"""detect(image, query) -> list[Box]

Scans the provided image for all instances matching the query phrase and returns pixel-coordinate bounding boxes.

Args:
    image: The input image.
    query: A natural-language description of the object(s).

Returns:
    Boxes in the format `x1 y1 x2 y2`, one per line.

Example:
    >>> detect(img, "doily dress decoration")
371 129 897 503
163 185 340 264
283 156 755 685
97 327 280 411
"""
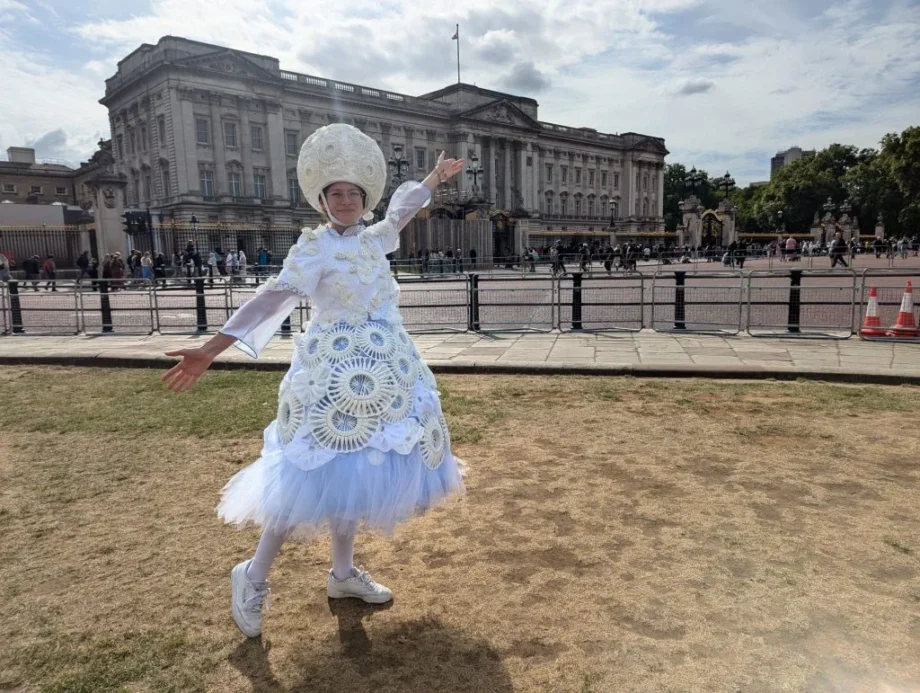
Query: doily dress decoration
277 320 448 469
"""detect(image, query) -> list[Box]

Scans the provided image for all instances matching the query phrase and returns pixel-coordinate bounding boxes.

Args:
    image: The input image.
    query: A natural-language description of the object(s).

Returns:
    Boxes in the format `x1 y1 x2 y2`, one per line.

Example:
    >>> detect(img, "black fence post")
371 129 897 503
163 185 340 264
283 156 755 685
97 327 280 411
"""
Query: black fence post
787 270 802 334
194 277 208 331
281 316 291 334
571 272 583 330
468 273 480 332
674 271 687 330
99 280 114 333
8 280 24 334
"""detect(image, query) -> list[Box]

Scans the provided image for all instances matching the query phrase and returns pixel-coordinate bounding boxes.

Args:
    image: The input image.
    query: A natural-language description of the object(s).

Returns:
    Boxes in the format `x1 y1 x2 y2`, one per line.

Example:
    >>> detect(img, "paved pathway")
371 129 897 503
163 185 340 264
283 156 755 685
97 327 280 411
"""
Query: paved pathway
1 330 918 383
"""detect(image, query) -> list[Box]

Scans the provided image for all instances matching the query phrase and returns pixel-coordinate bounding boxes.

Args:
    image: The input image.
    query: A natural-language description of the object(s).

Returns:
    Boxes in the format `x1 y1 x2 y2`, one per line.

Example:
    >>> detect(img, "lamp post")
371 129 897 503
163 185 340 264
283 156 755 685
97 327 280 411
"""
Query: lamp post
388 144 409 187
685 166 703 196
466 153 483 198
823 197 836 217
717 171 735 198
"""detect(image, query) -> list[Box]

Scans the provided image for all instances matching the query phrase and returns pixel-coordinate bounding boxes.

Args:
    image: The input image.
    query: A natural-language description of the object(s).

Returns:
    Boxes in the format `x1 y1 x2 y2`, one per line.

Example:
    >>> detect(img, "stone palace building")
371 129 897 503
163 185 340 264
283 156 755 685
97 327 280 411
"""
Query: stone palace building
101 36 668 251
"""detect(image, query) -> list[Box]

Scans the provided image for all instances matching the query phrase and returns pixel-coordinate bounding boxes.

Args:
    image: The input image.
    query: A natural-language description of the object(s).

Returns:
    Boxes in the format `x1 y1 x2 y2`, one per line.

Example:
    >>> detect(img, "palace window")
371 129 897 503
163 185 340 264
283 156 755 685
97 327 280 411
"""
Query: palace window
196 118 210 145
561 166 568 184
253 172 267 199
546 164 553 183
224 122 238 148
285 132 298 156
228 171 242 197
416 148 426 170
199 169 214 197
250 125 263 151
575 168 582 185
601 171 607 188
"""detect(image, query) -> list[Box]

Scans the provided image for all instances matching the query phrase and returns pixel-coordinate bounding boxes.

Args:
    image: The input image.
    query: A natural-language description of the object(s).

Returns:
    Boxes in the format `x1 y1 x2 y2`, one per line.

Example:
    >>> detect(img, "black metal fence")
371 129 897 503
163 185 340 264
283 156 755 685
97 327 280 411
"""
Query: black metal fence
1 269 918 340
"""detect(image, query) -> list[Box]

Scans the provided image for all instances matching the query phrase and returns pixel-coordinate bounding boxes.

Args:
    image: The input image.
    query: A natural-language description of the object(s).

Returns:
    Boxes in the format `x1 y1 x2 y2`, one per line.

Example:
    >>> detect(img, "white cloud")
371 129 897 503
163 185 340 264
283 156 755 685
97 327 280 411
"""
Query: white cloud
0 0 917 185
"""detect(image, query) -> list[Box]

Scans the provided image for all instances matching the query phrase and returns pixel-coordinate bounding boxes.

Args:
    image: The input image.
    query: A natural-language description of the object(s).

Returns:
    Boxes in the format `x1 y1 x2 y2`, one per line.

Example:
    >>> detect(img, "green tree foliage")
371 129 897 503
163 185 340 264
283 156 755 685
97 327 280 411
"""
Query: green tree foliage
663 163 721 230
667 126 919 238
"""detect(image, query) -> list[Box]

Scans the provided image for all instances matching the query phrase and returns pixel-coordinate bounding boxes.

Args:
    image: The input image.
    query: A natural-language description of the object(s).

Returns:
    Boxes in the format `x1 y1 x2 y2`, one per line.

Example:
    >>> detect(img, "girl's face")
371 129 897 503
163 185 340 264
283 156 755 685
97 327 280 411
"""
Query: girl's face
322 182 365 226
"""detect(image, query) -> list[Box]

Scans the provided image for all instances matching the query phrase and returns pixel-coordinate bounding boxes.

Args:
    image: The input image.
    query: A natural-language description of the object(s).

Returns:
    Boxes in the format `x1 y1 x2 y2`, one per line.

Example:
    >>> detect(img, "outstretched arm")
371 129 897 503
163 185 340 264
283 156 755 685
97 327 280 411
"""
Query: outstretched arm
422 151 465 193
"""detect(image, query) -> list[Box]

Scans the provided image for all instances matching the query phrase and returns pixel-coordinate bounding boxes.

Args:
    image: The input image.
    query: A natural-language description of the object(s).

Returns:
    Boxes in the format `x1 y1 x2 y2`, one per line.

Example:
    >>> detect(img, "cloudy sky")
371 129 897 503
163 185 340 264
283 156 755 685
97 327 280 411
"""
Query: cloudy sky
2 0 919 185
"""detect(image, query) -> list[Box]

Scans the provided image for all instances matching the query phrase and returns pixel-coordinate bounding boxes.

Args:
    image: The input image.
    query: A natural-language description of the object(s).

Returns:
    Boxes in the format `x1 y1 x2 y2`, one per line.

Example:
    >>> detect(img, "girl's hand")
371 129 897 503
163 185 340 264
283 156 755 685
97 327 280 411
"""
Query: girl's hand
434 151 465 182
162 347 215 392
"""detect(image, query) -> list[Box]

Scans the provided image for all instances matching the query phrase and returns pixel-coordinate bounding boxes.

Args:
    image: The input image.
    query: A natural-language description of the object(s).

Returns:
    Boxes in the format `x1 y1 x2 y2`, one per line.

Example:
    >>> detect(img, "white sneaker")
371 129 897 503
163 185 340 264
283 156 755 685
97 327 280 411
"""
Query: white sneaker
231 559 270 637
327 566 393 604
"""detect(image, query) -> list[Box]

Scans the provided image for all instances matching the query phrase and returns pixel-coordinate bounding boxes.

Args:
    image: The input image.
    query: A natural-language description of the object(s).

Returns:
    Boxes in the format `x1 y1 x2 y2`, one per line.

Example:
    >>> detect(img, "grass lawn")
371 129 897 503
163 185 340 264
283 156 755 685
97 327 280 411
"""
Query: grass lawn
0 366 918 693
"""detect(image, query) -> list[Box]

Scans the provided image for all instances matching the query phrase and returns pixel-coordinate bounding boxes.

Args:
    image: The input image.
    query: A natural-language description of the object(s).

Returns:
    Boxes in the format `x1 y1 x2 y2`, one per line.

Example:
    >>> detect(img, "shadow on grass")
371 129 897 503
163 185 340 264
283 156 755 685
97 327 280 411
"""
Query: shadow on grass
229 602 512 693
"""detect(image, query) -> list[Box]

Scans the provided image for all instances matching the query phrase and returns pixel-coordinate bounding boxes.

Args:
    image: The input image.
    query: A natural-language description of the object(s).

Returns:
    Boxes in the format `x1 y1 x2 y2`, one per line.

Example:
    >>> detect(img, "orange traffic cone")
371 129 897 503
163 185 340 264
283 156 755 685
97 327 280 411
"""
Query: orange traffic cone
885 281 919 338
860 287 886 337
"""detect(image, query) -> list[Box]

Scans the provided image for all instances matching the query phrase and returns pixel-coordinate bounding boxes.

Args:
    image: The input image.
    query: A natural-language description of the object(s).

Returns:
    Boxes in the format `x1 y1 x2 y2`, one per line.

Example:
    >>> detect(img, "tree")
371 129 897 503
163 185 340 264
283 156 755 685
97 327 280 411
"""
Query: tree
663 163 720 230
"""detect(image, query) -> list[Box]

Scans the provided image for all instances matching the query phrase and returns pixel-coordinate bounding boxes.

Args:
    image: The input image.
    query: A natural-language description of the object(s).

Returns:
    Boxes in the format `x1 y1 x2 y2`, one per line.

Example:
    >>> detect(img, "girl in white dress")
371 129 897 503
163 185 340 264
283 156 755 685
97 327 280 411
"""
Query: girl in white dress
162 124 466 637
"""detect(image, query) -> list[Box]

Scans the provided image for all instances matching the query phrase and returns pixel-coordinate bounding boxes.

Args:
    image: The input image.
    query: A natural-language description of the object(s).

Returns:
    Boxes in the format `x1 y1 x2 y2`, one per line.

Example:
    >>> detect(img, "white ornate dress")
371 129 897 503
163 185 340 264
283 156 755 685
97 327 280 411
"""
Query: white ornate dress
217 181 464 539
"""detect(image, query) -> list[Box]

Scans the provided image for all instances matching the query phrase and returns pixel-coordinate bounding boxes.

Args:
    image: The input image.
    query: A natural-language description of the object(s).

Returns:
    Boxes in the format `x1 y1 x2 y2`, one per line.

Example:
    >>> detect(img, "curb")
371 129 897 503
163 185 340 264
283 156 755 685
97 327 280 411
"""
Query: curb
1 354 919 386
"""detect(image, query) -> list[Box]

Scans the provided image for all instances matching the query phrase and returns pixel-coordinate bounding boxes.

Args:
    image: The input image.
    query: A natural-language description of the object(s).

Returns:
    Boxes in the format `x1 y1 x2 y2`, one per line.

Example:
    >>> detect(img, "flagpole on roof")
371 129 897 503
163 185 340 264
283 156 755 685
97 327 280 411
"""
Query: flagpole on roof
453 24 460 84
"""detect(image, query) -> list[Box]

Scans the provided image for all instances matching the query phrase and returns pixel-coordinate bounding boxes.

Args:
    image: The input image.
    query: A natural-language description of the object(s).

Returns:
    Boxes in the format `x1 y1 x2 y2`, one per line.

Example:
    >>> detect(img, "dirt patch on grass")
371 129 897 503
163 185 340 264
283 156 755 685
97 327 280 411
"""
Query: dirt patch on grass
0 367 918 692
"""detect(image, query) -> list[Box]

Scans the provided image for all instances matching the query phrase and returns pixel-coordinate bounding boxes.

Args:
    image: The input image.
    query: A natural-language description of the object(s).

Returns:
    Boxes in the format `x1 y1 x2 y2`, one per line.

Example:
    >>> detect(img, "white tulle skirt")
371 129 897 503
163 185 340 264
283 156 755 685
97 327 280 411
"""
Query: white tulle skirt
217 319 465 541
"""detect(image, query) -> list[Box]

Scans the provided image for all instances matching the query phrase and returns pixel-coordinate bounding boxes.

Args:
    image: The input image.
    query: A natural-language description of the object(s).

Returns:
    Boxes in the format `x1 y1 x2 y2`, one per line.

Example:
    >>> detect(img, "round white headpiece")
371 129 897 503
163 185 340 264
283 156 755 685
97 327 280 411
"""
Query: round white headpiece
296 124 387 219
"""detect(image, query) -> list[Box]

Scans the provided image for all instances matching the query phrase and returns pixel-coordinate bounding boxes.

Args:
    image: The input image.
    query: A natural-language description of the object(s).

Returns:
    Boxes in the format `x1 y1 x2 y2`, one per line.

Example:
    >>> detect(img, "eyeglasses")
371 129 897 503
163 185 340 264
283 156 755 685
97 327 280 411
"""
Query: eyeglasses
326 190 364 202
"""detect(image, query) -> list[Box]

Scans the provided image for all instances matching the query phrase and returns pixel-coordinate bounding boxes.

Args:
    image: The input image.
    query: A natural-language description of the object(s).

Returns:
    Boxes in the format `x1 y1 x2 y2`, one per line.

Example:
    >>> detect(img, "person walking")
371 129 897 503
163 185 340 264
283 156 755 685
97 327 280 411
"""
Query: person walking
42 254 58 291
829 232 849 268
0 252 11 282
141 251 154 280
162 124 467 639
76 251 90 281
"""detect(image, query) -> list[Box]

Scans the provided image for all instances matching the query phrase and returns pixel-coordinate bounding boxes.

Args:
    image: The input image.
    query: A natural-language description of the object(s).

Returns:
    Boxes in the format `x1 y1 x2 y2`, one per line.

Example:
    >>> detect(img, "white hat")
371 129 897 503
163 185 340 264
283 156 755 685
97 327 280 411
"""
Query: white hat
297 124 387 222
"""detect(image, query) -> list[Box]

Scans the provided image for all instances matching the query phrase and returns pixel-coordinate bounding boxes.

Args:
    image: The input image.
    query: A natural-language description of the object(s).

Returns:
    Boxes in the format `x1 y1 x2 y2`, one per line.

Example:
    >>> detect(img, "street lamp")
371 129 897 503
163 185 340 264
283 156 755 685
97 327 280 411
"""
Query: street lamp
717 171 735 197
823 197 836 216
466 153 483 196
685 166 703 195
388 144 409 186
838 199 852 216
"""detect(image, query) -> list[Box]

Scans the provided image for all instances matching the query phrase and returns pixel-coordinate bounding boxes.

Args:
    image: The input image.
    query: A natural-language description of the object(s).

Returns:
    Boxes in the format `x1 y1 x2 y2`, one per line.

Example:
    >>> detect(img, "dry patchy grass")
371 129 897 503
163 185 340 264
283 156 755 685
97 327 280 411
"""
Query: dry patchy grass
0 366 919 693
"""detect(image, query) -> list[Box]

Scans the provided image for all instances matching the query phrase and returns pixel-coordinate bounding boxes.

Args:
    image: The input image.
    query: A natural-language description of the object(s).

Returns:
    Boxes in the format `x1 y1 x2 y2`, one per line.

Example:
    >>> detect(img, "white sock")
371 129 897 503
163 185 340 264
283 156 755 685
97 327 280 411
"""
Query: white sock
331 531 356 580
246 528 287 583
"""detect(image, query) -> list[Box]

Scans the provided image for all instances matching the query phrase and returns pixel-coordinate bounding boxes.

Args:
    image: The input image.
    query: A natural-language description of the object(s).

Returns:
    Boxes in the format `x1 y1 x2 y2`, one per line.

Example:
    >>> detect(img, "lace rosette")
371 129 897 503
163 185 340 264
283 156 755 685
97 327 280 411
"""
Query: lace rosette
277 382 306 445
290 362 332 406
389 351 419 389
380 390 412 423
418 411 448 470
356 322 397 360
307 398 380 452
297 333 324 369
326 357 398 417
318 324 360 363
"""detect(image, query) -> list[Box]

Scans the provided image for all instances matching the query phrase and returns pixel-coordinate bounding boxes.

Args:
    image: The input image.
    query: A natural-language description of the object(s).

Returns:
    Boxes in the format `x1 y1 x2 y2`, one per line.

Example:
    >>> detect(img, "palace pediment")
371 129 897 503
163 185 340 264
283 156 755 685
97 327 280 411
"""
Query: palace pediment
174 50 278 82
459 100 540 130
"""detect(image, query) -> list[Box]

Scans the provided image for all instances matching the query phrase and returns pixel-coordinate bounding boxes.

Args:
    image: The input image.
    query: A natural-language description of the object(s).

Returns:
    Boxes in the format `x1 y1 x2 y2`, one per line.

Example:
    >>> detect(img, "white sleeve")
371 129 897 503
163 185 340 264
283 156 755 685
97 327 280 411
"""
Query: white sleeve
219 289 302 359
365 181 432 254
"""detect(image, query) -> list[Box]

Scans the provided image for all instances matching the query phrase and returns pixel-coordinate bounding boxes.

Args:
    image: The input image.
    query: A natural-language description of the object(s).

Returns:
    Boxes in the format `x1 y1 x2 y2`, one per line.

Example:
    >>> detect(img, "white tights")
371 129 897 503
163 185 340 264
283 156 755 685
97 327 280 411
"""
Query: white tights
245 526 356 583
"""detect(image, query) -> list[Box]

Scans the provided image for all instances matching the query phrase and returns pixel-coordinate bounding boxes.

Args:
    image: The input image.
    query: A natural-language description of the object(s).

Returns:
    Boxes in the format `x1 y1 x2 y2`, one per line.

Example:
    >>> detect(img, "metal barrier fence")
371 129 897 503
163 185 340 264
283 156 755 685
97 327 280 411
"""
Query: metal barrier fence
558 273 644 332
473 276 555 332
396 276 470 333
651 271 744 334
2 269 919 340
747 269 857 339
858 269 920 343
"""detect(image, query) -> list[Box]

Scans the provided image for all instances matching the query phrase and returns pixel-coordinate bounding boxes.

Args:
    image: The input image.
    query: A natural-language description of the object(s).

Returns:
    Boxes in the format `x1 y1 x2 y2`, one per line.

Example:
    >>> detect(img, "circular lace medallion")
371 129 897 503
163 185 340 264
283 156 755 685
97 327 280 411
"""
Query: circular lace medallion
277 382 306 445
381 390 412 423
390 352 419 389
395 329 412 349
297 333 323 369
356 322 396 360
318 324 360 363
418 411 447 470
307 397 380 452
327 357 397 417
